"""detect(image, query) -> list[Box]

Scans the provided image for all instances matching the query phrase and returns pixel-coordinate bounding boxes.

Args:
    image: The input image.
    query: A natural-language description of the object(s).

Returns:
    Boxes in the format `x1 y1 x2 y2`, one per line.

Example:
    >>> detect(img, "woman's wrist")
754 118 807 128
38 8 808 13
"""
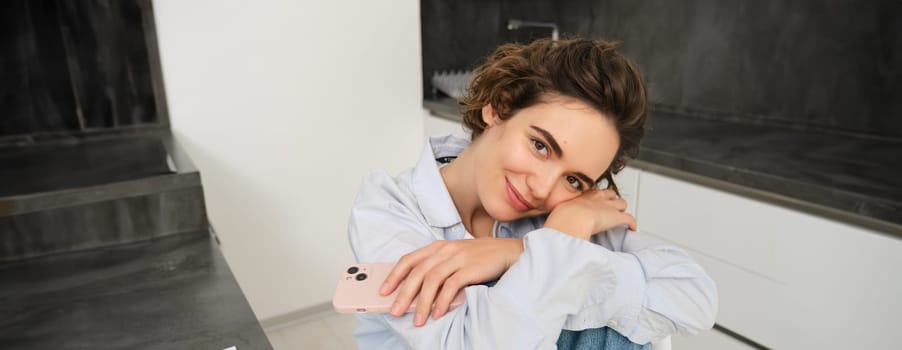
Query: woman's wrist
544 213 593 240
499 238 525 267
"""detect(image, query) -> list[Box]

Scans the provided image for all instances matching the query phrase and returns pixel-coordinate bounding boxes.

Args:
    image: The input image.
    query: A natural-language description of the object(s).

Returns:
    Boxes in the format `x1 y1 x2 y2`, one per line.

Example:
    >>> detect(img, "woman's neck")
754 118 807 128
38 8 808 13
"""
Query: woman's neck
439 147 494 237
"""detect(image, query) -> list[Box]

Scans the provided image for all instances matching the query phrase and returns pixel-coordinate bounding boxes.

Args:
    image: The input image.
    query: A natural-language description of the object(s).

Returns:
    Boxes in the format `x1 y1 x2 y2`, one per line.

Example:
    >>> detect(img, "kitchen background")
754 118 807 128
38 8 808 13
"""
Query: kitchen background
1 0 900 349
423 0 902 137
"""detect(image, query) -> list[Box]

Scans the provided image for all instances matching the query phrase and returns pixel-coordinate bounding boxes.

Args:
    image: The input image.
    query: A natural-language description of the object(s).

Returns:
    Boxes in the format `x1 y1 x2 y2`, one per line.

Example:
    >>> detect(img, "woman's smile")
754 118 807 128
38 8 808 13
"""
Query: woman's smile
505 177 534 212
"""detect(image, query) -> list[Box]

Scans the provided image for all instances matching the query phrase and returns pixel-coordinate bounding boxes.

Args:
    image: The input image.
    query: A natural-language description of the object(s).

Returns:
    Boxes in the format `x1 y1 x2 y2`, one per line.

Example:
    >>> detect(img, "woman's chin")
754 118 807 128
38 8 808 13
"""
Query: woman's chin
486 204 529 223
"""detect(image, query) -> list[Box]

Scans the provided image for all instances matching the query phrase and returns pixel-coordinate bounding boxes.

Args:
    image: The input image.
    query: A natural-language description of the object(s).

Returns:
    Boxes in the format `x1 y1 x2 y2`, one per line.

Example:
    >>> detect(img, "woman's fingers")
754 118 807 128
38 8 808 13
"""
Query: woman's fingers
594 192 632 224
620 212 638 231
381 243 437 296
432 273 467 319
599 188 619 200
383 239 516 324
412 258 460 326
390 247 446 317
606 198 628 212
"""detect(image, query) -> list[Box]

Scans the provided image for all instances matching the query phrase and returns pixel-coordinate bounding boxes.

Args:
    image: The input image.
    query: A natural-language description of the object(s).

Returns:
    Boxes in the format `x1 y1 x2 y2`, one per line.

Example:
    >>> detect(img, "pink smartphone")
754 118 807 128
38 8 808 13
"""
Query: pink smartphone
332 262 466 314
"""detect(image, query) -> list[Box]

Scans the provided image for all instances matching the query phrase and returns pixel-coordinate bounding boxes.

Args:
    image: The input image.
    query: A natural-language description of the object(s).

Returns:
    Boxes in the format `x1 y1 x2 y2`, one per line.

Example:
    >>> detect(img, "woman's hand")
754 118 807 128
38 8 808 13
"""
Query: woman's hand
380 238 524 326
544 189 637 240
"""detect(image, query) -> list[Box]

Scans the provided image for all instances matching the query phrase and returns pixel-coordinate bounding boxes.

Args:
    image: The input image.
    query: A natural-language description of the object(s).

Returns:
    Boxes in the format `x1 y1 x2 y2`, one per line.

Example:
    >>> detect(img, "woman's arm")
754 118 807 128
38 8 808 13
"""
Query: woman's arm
348 171 615 349
537 189 718 343
558 225 719 343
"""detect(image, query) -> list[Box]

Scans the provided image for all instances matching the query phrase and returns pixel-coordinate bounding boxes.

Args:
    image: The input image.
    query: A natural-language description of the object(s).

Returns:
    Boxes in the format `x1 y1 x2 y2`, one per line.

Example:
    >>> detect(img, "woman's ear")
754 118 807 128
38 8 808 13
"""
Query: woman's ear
481 104 502 126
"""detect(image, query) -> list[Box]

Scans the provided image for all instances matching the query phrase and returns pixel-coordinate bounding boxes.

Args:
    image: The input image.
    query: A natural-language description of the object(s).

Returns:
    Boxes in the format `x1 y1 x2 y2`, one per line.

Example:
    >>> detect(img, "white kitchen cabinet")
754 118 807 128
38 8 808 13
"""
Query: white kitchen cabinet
612 166 640 216
635 169 902 349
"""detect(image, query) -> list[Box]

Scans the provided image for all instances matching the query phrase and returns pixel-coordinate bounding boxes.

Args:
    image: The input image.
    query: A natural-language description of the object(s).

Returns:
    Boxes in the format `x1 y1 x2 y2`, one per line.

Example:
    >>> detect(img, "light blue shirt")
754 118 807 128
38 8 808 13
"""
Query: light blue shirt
348 135 718 349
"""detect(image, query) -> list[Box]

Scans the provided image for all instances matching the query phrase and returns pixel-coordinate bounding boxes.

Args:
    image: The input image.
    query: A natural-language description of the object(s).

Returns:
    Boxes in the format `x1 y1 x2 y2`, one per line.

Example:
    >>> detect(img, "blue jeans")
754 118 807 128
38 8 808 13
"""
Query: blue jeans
557 328 650 350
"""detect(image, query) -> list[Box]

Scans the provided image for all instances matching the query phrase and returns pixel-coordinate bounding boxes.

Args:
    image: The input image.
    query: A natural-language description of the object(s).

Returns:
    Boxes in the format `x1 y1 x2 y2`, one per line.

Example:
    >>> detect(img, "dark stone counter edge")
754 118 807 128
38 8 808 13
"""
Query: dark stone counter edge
0 171 201 217
0 130 201 217
0 127 196 174
423 100 902 240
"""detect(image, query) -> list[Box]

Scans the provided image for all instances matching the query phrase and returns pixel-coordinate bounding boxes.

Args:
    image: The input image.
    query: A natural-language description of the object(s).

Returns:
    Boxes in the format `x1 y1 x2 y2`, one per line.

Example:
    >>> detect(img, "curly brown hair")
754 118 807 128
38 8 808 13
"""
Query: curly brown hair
460 38 647 194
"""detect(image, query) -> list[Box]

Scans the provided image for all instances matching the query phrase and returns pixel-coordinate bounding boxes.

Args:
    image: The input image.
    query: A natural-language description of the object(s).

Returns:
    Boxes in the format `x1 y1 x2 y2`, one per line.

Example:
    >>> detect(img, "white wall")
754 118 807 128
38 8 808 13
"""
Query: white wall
153 0 425 320
424 113 470 139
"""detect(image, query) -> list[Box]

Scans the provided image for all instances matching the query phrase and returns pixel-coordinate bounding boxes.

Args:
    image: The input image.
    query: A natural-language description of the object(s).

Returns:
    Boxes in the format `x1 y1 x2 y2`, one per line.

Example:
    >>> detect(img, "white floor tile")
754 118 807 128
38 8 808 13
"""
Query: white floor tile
671 329 758 350
321 312 358 349
279 319 347 350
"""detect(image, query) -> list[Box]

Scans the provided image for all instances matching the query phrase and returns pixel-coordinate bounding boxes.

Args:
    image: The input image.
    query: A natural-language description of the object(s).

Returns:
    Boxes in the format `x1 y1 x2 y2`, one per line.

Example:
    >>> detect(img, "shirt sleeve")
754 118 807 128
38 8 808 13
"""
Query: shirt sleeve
348 173 625 349
552 225 719 344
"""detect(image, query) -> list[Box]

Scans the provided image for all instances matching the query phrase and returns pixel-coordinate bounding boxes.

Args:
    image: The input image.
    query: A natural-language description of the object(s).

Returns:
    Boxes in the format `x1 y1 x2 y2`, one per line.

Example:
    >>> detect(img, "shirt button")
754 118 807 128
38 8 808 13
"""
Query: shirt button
607 320 618 328
452 227 460 233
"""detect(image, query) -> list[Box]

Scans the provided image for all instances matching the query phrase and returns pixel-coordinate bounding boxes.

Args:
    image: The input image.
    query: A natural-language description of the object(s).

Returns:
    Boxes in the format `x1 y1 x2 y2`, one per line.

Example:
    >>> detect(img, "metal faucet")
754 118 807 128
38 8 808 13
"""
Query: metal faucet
507 19 559 41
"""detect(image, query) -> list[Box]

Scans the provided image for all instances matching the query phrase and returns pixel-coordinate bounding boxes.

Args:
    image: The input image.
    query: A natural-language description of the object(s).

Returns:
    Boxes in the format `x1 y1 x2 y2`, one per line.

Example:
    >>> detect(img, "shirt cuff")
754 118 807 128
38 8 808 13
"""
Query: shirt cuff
593 251 648 342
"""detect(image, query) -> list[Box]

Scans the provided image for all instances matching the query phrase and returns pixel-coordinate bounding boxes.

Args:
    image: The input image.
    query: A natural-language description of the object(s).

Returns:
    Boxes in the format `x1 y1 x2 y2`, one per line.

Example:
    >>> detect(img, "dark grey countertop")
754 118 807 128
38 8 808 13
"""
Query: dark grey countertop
0 230 272 349
425 98 902 238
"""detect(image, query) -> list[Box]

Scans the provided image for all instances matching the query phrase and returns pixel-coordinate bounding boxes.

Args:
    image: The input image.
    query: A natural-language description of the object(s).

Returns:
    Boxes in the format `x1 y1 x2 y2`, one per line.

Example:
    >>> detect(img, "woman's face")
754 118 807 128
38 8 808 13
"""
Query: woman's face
472 94 619 222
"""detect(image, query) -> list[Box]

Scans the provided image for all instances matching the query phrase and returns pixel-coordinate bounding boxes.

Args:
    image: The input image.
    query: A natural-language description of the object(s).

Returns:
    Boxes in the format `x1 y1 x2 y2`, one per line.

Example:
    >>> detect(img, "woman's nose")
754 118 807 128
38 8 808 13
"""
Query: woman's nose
526 168 558 202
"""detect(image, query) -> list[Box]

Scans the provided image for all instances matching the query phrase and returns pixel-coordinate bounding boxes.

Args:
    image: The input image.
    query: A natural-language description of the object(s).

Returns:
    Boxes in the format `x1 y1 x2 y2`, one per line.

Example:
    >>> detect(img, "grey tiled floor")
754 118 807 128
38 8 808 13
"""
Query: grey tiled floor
265 311 357 350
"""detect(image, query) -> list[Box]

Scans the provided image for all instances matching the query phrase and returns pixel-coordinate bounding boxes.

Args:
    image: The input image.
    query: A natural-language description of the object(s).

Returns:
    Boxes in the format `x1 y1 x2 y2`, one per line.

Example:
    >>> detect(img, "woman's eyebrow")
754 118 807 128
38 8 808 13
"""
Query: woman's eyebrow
529 125 563 156
574 172 594 185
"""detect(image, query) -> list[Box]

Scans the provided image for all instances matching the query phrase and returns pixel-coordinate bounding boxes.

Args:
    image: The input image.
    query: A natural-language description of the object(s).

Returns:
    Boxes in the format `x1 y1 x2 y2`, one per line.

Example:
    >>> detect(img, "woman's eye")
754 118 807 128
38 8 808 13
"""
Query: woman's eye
532 139 548 156
566 175 584 191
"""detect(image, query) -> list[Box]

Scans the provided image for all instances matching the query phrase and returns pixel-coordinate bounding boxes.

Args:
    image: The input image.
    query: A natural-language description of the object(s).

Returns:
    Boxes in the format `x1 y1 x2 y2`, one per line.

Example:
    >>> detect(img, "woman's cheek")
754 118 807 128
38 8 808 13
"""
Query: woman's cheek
511 147 540 170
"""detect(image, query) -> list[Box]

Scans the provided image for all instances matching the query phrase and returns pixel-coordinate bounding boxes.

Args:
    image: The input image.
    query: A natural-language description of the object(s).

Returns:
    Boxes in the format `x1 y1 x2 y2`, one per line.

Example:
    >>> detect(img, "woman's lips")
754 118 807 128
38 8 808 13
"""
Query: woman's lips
505 178 533 212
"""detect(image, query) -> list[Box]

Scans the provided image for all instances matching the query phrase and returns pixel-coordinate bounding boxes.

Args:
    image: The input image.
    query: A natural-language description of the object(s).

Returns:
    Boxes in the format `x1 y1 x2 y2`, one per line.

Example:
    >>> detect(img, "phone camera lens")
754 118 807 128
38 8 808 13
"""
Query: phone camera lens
356 273 367 281
347 266 359 274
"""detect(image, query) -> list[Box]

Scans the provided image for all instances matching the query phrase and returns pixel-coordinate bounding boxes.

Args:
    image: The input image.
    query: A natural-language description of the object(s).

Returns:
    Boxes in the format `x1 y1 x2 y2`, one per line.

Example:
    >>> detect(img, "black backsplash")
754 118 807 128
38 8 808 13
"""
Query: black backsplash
0 0 161 139
420 0 560 99
422 0 902 139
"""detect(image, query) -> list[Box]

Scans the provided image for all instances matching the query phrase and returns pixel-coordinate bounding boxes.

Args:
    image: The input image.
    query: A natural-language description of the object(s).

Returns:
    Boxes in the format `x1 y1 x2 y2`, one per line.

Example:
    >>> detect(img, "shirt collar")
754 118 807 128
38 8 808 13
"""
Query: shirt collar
410 135 470 228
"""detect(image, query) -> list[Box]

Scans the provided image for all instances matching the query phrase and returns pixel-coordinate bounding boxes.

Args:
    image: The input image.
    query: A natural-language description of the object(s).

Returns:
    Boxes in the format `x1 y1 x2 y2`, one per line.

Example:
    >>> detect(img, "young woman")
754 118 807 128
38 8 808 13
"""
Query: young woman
348 38 718 349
